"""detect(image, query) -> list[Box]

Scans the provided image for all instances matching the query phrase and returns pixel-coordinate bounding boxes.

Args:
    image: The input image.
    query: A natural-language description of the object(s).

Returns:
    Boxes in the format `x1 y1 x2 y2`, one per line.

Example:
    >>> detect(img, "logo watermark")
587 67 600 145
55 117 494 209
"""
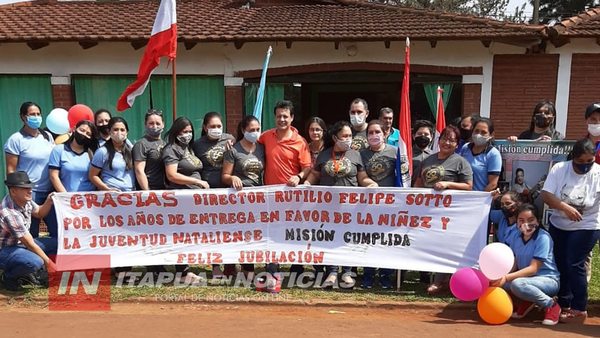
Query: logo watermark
114 270 357 289
48 255 111 311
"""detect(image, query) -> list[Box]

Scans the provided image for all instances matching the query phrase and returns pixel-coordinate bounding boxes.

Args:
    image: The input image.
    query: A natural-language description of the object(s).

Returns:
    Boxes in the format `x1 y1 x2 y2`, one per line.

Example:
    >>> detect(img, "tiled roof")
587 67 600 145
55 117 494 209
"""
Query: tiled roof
0 0 544 44
548 7 600 37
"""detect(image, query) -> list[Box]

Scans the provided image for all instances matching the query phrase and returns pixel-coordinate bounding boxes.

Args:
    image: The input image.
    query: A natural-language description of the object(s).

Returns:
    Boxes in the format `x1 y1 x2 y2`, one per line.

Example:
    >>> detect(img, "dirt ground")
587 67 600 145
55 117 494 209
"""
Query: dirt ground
0 303 598 337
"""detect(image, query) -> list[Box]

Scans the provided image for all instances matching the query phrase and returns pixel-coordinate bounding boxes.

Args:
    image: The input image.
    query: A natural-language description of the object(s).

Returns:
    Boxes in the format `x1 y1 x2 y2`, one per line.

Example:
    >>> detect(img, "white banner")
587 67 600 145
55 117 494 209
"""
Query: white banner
54 186 491 273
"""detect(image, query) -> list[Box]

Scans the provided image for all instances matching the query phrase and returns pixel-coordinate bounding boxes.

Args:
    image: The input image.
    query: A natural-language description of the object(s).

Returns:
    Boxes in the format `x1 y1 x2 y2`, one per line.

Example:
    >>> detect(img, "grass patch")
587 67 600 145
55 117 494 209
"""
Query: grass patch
3 246 599 305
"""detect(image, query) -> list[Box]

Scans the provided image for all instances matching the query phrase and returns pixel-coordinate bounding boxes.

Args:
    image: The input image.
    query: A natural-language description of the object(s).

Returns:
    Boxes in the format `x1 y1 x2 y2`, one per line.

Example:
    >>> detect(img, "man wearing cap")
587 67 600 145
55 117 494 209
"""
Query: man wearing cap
0 171 57 291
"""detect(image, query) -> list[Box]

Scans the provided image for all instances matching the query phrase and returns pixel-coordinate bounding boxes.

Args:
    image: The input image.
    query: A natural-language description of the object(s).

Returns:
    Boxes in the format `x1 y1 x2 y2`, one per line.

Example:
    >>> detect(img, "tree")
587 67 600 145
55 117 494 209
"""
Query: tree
370 0 513 20
537 0 600 23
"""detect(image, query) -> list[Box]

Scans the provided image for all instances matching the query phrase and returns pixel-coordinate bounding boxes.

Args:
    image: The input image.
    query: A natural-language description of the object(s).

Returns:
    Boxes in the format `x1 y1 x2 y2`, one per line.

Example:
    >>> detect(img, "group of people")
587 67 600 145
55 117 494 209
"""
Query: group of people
0 98 598 325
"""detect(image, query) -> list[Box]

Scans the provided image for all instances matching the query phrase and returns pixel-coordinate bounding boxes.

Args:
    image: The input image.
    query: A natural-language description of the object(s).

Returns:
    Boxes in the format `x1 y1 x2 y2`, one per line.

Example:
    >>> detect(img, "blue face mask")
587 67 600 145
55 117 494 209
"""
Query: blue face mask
573 162 594 174
26 115 42 129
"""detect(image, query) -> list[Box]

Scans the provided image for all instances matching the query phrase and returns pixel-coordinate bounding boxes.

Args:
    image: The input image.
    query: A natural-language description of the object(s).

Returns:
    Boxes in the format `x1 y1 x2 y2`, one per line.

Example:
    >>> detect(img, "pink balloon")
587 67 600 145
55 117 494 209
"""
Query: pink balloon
479 243 515 280
450 267 489 301
68 104 94 129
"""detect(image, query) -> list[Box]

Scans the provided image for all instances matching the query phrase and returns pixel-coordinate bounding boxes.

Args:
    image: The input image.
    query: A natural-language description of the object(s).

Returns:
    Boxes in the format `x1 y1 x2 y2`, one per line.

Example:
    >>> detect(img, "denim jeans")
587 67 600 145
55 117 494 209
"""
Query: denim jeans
326 266 352 276
362 267 393 285
0 238 57 283
549 225 600 311
31 191 58 238
505 276 559 309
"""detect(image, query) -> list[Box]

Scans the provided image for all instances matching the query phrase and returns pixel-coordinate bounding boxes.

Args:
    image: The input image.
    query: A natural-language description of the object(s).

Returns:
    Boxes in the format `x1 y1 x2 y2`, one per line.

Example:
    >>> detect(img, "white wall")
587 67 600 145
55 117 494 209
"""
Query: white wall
0 39 532 119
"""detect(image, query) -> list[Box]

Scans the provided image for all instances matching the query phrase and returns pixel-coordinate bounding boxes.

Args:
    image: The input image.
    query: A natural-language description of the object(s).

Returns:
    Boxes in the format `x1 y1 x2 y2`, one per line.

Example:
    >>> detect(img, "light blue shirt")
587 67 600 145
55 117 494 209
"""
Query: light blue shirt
48 143 96 192
489 210 517 244
3 129 54 192
459 143 502 191
386 128 400 147
505 228 560 280
91 146 134 191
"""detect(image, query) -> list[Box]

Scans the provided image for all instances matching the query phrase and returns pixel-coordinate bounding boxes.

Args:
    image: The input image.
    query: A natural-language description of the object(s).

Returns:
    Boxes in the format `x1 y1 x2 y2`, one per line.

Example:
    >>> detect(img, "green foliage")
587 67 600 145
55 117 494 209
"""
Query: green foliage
370 0 520 21
537 0 599 23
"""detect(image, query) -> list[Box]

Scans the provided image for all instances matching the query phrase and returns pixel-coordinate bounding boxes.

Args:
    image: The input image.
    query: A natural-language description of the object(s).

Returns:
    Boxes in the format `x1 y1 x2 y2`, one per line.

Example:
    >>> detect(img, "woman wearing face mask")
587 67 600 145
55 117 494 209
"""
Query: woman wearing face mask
415 125 472 294
221 116 264 279
89 117 135 192
162 117 208 189
304 121 378 289
541 138 600 323
4 102 56 238
159 117 205 283
415 125 473 192
133 109 165 190
459 117 502 192
222 116 264 190
49 120 99 192
584 103 600 164
412 120 434 185
583 103 600 284
489 191 521 243
490 204 561 326
94 109 112 146
192 112 235 189
359 120 396 289
508 101 564 142
305 117 328 166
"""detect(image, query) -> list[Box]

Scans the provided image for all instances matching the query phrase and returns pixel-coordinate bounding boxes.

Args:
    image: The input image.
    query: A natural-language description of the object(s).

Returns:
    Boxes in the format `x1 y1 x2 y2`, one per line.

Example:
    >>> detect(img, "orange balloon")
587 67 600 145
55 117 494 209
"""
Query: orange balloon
477 287 513 325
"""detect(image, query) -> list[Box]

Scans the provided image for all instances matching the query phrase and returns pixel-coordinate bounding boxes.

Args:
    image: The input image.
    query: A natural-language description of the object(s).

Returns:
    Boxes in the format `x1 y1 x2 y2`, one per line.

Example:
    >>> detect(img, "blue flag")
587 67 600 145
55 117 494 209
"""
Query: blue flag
252 46 273 122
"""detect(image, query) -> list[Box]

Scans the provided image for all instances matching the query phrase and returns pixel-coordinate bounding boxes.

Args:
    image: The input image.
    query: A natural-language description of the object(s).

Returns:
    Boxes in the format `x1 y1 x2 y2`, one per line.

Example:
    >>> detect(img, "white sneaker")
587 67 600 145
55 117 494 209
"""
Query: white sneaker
321 274 337 288
184 271 204 285
340 274 355 288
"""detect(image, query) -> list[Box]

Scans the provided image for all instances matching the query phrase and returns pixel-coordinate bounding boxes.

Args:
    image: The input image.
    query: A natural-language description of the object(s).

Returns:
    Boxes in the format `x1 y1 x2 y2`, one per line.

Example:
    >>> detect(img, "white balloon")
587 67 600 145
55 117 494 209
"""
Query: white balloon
478 242 515 280
46 108 70 134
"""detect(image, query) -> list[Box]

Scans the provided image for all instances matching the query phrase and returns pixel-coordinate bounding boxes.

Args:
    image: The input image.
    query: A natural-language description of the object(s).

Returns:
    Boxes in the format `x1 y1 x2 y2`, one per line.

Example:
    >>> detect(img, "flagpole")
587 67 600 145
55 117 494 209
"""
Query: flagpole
172 59 177 120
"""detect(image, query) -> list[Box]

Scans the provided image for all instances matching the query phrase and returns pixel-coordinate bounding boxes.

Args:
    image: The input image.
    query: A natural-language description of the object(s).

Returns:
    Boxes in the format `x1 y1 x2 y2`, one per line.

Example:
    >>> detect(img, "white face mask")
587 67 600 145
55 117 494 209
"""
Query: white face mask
244 131 261 144
349 114 366 127
207 128 223 140
335 137 352 151
588 123 600 137
110 131 127 143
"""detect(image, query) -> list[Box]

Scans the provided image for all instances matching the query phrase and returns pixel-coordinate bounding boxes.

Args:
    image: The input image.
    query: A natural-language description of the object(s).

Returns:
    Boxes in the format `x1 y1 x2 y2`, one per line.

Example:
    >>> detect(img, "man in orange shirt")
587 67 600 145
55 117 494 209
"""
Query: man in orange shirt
259 100 312 186
258 100 312 287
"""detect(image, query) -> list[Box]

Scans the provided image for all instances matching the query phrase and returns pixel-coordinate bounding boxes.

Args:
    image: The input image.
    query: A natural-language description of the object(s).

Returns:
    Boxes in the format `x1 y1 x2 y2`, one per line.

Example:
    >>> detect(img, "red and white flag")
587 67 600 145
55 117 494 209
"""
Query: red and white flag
117 0 177 111
395 37 412 187
431 86 446 152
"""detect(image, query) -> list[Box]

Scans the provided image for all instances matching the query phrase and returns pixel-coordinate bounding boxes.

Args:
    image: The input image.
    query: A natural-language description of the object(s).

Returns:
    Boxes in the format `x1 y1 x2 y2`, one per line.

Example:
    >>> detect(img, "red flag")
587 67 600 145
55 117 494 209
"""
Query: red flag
117 0 177 111
432 86 446 152
396 37 412 187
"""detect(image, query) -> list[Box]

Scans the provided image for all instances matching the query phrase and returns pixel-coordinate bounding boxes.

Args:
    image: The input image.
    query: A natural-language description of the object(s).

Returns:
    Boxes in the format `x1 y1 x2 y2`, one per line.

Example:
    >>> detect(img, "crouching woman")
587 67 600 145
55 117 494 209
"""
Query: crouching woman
490 204 561 326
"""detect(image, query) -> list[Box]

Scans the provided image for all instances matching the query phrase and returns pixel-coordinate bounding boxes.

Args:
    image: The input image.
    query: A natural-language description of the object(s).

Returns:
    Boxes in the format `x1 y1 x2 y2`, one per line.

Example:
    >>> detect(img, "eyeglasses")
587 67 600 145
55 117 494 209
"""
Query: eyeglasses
500 202 515 208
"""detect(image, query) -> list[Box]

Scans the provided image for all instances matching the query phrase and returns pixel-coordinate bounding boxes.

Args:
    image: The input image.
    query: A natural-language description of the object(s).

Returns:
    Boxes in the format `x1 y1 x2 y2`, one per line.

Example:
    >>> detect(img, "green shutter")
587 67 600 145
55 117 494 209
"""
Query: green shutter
72 75 152 141
0 74 53 197
244 83 285 130
151 75 225 130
